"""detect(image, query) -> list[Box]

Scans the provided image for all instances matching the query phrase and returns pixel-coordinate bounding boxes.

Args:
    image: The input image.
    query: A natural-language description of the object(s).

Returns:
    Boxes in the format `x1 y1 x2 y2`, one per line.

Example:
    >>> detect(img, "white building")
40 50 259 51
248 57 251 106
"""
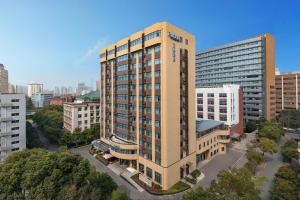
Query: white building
0 93 26 162
196 85 244 135
31 93 54 108
28 82 43 97
63 100 100 133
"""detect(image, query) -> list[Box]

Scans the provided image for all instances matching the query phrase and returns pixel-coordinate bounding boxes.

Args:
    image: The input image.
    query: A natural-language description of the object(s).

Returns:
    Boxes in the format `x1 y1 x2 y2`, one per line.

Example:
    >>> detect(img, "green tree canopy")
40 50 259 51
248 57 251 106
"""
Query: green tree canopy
259 137 278 155
245 148 266 174
210 167 260 200
111 190 131 200
277 110 300 129
271 165 300 200
258 121 283 142
0 149 117 200
281 140 298 162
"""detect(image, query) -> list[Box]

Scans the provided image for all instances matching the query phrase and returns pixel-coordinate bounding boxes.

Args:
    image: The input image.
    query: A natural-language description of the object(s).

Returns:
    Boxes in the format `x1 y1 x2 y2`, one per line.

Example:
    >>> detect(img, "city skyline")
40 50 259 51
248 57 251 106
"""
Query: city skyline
0 0 300 88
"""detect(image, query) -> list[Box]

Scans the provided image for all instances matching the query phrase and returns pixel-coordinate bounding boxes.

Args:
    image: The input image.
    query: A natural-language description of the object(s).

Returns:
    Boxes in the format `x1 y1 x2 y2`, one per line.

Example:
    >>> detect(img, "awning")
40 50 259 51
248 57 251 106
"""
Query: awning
103 154 113 159
92 140 110 152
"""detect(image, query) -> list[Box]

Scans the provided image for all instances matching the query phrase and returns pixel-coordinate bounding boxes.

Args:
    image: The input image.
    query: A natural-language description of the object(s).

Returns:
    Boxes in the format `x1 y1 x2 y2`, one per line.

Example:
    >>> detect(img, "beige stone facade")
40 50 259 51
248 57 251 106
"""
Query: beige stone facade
99 22 196 190
63 101 100 133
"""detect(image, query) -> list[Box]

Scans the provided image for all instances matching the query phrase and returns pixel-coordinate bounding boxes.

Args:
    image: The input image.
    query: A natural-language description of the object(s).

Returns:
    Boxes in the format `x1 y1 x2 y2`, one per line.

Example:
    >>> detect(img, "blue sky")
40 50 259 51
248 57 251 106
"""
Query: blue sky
0 0 299 90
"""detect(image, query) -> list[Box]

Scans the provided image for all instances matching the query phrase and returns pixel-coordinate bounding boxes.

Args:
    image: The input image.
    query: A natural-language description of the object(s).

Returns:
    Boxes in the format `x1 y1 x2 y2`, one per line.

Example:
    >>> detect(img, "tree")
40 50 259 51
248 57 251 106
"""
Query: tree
278 110 300 129
111 190 131 200
0 149 117 200
209 167 260 200
245 148 266 174
184 187 232 200
259 137 278 155
26 121 44 148
281 140 298 162
245 121 257 133
258 121 283 142
270 165 300 200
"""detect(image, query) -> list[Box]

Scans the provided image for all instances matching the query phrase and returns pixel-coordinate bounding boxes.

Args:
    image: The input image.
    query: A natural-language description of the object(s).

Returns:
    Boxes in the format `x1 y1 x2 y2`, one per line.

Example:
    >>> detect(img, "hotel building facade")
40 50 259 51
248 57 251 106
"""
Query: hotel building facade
99 22 196 189
275 72 300 112
196 34 276 122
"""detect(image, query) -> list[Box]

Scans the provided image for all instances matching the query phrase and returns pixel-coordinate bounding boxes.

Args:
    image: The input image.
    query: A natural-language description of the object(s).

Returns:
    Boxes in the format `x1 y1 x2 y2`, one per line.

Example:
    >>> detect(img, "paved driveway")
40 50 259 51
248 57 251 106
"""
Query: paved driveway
197 148 246 188
70 145 187 200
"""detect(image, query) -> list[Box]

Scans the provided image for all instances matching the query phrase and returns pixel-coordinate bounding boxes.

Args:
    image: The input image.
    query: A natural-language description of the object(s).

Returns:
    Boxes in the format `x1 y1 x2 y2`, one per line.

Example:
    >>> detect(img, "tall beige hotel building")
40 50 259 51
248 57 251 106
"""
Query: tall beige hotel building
99 22 196 189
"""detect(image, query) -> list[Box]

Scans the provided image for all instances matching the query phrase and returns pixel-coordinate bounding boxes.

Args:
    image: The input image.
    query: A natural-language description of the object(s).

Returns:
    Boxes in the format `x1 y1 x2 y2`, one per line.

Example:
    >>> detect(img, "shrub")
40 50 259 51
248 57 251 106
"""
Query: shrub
185 176 197 184
191 169 201 179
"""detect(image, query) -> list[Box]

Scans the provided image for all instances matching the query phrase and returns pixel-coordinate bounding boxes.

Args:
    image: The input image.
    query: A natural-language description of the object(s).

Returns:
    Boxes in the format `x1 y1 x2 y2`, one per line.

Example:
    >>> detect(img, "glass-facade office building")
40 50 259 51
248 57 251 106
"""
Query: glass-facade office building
196 34 276 121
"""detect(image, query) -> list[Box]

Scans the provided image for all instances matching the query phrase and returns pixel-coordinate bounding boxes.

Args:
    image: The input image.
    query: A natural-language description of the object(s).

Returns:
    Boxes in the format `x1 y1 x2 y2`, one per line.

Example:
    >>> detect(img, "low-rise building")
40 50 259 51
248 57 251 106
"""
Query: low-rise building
0 93 26 162
63 100 100 133
50 95 75 106
196 85 244 136
31 93 54 108
196 120 230 164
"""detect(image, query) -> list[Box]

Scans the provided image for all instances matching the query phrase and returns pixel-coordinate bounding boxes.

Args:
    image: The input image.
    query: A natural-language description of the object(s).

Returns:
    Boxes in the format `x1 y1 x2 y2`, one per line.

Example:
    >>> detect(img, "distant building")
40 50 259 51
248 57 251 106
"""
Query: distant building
54 87 60 96
28 82 43 97
196 120 230 163
15 85 27 94
60 87 68 95
8 83 16 93
275 72 300 113
31 93 54 108
196 85 244 136
196 34 276 122
96 80 100 91
0 93 26 162
50 94 75 106
77 82 87 94
67 86 74 94
0 64 9 93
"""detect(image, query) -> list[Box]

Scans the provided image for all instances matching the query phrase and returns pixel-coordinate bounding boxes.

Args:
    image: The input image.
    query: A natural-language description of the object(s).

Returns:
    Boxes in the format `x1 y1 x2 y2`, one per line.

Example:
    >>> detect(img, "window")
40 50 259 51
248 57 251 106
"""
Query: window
155 172 162 184
116 44 128 52
12 141 19 144
131 38 142 47
144 30 161 41
197 93 203 97
11 99 19 102
155 83 160 90
139 164 144 173
78 114 82 118
12 134 19 137
12 127 19 130
12 120 19 123
207 93 214 97
12 106 19 109
155 71 160 78
155 146 161 153
12 113 19 116
155 108 160 115
107 49 115 56
117 65 128 72
78 108 82 111
12 147 19 151
219 93 227 97
100 53 106 59
154 58 160 65
146 167 153 178
154 46 160 52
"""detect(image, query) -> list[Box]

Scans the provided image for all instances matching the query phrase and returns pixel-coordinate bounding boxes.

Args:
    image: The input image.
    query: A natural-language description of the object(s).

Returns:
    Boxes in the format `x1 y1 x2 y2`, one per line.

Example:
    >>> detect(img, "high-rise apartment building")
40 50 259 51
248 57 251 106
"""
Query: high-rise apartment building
196 34 276 122
196 85 244 135
0 64 9 93
28 82 43 97
99 22 196 189
275 72 300 112
0 93 26 162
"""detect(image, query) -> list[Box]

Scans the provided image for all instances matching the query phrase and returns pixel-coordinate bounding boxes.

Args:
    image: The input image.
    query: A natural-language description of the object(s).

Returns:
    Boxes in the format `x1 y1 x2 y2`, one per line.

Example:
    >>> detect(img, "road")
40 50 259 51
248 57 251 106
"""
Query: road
256 135 287 200
32 122 59 152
